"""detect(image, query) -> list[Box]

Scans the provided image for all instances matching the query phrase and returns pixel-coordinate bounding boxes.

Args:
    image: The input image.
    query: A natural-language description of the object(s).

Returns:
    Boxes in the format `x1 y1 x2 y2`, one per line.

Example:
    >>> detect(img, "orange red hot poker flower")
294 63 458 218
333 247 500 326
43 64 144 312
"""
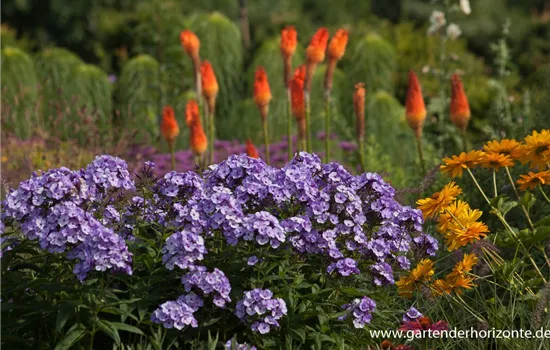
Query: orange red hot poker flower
190 116 207 157
253 67 272 121
450 74 471 132
405 71 427 138
200 61 218 111
290 65 307 143
327 28 349 62
180 30 200 61
304 28 329 93
185 99 200 128
280 25 297 89
353 82 366 140
246 139 259 159
160 105 180 143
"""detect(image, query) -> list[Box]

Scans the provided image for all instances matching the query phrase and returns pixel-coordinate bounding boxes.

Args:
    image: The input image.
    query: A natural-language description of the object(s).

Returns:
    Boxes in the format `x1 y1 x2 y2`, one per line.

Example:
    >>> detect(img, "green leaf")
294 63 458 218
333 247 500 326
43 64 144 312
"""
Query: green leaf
497 196 517 216
207 331 219 350
535 216 550 227
109 322 145 336
54 326 86 350
96 320 121 345
55 302 74 334
532 226 550 243
521 191 536 212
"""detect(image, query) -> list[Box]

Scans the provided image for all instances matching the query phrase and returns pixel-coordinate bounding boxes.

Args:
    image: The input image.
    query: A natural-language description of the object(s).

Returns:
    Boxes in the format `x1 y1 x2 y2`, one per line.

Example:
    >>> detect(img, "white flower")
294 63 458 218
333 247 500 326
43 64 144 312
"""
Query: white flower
446 23 462 40
460 0 472 15
428 11 446 35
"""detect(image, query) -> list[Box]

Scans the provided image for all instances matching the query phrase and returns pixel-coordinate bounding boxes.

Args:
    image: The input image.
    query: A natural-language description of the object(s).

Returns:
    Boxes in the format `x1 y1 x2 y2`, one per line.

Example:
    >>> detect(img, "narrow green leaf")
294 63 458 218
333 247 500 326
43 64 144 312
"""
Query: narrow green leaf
109 322 145 336
55 302 74 334
54 326 86 350
96 320 121 345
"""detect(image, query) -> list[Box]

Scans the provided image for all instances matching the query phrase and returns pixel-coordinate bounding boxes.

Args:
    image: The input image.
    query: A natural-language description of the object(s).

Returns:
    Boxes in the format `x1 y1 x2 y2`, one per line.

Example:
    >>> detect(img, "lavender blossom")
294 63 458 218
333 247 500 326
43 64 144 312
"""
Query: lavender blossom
182 267 232 308
151 293 203 329
225 341 257 350
235 288 287 334
339 296 377 328
162 230 207 270
403 307 423 323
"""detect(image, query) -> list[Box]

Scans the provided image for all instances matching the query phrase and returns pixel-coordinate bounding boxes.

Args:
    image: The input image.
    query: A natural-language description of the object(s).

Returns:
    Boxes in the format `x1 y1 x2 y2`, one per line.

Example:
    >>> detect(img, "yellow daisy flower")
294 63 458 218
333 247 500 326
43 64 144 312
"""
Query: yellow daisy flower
479 152 514 171
516 170 550 191
440 150 485 178
417 182 462 219
519 129 550 169
483 139 523 159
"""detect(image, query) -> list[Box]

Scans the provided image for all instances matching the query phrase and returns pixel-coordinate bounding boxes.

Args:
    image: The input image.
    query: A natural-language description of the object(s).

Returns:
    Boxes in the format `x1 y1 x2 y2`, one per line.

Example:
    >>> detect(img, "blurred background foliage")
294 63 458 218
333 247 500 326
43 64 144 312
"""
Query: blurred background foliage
1 0 549 189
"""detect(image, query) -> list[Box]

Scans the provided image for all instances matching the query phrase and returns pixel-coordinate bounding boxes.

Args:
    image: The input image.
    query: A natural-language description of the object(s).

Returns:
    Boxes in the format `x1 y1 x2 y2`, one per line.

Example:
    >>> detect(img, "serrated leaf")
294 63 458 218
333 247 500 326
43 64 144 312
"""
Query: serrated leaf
535 216 550 227
497 197 517 216
54 325 86 350
521 191 536 212
96 320 121 345
532 226 550 243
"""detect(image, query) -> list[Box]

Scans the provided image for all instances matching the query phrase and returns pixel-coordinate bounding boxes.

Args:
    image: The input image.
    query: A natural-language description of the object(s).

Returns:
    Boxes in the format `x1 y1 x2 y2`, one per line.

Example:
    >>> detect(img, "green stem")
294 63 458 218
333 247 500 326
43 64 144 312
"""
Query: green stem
415 134 426 174
461 129 468 152
262 119 270 165
209 109 215 165
493 170 498 198
286 88 293 162
505 166 535 231
168 141 176 170
540 185 550 204
358 137 366 173
304 92 312 153
467 168 547 283
324 91 331 163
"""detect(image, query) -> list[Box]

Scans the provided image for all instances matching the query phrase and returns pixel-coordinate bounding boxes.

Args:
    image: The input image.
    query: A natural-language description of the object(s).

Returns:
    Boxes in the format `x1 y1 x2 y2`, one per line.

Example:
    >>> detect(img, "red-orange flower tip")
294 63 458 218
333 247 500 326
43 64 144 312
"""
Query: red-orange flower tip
185 99 199 128
246 139 259 159
161 105 180 143
354 83 366 139
405 70 427 136
306 27 329 64
290 65 306 120
280 26 297 59
253 66 272 110
180 30 200 59
190 118 207 156
328 28 349 61
450 73 471 132
200 61 219 100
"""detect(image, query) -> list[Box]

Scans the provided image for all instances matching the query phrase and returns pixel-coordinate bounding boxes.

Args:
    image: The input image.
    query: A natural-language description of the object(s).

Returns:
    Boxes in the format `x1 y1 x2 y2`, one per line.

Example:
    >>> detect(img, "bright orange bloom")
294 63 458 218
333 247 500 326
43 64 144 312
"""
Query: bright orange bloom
246 139 259 159
327 28 349 61
200 61 218 111
180 30 200 59
280 26 297 59
353 82 366 140
306 27 329 64
480 152 514 171
449 74 471 132
290 65 306 120
519 129 550 169
253 67 272 120
160 105 180 143
417 182 462 219
483 139 523 159
190 117 207 156
440 150 485 178
516 170 550 190
405 71 427 137
185 99 200 128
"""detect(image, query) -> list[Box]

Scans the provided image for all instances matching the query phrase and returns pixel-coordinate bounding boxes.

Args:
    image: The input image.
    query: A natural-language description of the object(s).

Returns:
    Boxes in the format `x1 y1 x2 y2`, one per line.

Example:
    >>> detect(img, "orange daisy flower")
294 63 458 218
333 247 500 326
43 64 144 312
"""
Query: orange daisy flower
480 152 514 171
353 82 366 140
417 182 462 219
185 99 200 128
440 150 485 178
253 66 272 121
449 74 471 132
160 105 180 143
246 139 259 159
483 139 523 159
516 170 550 190
519 129 550 169
405 71 427 137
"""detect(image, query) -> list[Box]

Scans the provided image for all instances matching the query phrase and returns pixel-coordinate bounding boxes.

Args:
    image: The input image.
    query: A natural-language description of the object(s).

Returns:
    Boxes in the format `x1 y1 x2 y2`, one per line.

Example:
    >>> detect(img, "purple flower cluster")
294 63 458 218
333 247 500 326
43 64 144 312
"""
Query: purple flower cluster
162 230 206 270
339 296 377 328
403 306 423 323
1 156 134 280
235 289 287 334
225 341 257 350
151 293 203 329
181 267 232 308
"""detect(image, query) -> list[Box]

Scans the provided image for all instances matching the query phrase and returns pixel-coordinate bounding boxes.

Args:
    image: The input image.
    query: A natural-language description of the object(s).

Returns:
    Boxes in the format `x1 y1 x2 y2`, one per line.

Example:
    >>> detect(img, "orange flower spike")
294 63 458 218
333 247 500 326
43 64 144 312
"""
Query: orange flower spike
246 139 259 159
405 70 427 138
306 27 329 64
280 26 297 60
253 66 272 121
327 28 349 62
450 74 471 132
353 82 366 140
190 118 208 157
200 61 219 111
160 105 180 143
185 99 200 128
180 30 200 61
290 65 306 120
